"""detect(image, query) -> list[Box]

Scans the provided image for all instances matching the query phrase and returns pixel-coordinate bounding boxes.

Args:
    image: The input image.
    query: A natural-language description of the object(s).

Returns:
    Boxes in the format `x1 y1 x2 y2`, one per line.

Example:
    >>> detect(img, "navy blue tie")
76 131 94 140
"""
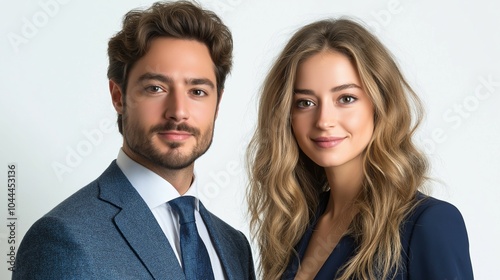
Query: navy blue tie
169 196 215 280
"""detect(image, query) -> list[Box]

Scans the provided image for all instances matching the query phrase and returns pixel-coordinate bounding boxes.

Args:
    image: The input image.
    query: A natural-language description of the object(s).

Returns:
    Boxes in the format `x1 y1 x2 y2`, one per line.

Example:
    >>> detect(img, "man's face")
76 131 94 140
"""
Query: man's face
112 37 219 171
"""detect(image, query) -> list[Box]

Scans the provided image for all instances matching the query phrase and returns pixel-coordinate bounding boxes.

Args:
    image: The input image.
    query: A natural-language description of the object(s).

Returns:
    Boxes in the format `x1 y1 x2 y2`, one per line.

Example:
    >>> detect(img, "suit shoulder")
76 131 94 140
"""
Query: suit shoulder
45 161 125 221
405 194 469 249
45 179 104 220
408 194 465 227
13 214 98 279
17 179 105 253
404 194 474 279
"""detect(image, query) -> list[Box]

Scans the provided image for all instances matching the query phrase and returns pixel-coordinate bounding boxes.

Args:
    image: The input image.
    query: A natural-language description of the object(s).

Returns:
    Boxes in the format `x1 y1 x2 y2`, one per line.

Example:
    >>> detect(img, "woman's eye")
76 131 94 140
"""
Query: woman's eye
339 95 357 104
296 99 315 108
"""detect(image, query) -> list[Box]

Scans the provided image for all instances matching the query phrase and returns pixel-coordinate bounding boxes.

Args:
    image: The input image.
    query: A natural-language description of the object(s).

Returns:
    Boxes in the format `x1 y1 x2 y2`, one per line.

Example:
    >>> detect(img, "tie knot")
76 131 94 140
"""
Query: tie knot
169 196 196 224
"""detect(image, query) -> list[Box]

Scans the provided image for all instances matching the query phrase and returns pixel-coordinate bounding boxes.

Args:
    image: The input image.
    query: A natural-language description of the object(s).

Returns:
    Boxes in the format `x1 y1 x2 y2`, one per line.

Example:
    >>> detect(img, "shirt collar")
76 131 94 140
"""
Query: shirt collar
116 149 200 210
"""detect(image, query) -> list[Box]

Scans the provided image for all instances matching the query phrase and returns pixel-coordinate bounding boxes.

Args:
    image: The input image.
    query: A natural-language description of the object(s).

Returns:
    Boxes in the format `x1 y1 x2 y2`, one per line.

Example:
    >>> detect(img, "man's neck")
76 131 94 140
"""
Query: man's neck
122 147 194 195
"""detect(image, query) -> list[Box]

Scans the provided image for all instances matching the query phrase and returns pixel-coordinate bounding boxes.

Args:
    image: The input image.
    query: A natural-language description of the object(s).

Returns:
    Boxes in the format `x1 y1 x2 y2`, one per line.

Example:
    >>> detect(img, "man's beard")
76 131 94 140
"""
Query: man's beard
123 115 214 170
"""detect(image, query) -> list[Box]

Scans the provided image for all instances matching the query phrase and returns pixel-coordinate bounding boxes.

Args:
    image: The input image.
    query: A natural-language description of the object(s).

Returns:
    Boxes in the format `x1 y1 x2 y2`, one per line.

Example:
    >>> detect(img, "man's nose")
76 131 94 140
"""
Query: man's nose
164 90 189 122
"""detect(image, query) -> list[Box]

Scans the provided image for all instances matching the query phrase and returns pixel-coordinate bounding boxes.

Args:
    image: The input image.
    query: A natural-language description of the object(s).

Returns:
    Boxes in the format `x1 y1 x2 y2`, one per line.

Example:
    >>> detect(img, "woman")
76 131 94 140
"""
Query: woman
247 19 473 279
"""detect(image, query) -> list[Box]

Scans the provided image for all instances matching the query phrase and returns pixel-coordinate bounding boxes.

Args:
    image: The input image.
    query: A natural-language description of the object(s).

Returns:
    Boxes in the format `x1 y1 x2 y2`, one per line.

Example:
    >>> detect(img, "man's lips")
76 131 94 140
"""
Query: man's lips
312 136 346 148
157 130 192 141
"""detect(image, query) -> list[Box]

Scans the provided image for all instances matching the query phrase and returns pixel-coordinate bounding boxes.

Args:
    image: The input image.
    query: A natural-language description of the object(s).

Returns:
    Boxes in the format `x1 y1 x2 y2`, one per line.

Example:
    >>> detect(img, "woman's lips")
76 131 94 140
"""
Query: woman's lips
312 136 346 148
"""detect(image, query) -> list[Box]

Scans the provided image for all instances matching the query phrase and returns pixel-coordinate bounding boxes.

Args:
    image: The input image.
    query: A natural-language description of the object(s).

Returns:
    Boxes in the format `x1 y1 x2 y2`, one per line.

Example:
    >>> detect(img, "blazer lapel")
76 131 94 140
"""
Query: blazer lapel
198 202 245 280
98 161 185 280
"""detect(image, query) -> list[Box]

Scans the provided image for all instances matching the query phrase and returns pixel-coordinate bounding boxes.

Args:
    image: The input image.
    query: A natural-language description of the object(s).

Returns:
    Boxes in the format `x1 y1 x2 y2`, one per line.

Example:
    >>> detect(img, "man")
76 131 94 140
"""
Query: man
13 1 255 279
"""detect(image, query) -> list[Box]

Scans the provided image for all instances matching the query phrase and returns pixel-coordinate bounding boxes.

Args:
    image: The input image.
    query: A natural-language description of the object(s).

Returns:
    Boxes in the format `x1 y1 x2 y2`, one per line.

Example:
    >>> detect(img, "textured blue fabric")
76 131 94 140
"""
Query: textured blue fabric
12 161 256 280
283 191 474 280
169 196 215 280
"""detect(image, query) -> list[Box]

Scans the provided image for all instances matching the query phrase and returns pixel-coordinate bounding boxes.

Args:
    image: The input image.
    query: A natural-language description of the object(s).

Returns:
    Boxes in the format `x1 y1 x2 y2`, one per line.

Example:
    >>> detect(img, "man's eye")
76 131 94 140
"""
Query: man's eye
145 85 164 93
192 89 207 96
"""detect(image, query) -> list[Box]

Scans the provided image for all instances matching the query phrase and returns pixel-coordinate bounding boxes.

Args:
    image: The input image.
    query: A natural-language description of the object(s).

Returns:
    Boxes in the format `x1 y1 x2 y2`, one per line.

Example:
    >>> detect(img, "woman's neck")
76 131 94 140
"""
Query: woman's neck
324 155 364 219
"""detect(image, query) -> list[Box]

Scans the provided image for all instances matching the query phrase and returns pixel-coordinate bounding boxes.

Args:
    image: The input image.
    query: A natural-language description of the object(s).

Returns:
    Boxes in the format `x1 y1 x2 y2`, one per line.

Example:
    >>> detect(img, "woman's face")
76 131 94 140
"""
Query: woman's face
291 51 374 169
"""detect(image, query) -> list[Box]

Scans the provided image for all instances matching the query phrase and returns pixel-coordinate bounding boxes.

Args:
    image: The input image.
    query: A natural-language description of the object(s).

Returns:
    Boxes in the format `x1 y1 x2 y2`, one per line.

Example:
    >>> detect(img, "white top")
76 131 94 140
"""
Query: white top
116 149 225 279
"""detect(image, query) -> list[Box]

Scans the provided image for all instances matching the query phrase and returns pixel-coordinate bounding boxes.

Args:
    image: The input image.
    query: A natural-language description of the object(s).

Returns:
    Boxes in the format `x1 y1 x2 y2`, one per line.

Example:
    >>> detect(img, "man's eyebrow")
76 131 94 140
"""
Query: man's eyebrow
137 73 172 84
294 83 362 94
136 73 215 90
187 78 215 90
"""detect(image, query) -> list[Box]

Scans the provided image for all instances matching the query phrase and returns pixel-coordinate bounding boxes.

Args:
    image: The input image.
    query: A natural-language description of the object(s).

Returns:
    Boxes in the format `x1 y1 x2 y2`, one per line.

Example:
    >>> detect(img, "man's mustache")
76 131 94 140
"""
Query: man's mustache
150 121 200 136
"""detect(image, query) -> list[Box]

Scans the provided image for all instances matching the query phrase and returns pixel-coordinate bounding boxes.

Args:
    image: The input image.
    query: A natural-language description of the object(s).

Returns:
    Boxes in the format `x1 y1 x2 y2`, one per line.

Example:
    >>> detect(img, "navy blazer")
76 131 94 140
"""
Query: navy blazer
283 192 473 280
13 161 255 280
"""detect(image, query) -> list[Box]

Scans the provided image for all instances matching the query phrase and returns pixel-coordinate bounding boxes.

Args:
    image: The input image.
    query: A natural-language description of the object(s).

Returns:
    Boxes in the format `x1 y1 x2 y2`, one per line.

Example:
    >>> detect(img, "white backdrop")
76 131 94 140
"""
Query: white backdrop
1 0 499 279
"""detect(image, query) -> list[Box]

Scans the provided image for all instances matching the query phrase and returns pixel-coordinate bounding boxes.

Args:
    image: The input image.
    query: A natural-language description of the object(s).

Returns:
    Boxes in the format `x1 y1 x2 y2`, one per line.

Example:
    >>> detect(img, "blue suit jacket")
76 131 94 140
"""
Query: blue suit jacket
283 192 473 280
13 161 255 280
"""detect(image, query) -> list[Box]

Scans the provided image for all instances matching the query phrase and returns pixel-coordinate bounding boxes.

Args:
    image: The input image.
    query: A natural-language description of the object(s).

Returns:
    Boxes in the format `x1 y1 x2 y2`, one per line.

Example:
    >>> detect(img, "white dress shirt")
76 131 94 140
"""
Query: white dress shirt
116 149 226 279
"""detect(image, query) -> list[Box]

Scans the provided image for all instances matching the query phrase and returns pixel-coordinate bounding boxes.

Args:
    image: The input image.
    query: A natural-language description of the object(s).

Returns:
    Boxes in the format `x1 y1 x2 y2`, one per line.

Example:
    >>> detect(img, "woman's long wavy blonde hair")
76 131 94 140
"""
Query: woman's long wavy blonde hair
247 18 428 280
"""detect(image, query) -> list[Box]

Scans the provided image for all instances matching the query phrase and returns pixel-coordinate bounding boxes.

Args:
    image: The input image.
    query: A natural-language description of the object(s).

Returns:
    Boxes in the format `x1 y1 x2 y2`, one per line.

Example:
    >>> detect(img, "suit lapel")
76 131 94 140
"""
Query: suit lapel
98 161 185 280
198 202 244 280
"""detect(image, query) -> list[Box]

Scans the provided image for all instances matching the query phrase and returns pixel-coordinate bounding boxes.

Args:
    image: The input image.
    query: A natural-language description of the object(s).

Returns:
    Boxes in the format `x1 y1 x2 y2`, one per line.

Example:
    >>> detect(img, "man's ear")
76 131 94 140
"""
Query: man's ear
109 80 124 114
215 90 224 119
